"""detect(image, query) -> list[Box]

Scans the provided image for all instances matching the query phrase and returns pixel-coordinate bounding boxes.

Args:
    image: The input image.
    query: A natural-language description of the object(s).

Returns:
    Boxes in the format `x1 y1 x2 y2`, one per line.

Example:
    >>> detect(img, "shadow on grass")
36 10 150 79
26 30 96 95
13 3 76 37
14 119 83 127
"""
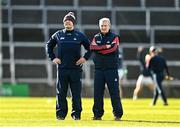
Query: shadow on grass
121 119 180 124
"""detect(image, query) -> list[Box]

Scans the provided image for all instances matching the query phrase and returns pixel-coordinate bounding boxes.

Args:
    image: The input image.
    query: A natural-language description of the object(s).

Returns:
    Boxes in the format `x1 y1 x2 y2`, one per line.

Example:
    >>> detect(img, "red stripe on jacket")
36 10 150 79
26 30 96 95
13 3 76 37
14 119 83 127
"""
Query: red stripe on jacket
100 37 119 54
90 38 107 51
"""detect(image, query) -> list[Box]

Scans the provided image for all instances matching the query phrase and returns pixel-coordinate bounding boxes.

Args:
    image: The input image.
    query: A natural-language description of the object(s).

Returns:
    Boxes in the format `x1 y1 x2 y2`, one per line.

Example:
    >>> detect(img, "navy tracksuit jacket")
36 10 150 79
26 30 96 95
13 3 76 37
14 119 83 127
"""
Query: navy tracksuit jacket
46 29 91 118
90 31 123 118
149 55 169 105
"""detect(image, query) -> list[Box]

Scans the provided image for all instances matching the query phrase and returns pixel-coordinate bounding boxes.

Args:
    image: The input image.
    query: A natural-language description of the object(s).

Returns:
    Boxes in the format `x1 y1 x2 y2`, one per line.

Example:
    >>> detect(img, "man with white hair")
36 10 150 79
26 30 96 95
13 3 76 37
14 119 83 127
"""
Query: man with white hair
90 17 123 120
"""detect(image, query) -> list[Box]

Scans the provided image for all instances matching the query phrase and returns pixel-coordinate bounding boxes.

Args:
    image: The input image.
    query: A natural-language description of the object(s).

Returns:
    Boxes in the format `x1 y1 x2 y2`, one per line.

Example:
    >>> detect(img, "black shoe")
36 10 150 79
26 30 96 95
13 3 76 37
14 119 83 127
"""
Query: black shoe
72 115 80 120
114 116 121 121
164 103 168 106
57 116 65 120
92 116 102 120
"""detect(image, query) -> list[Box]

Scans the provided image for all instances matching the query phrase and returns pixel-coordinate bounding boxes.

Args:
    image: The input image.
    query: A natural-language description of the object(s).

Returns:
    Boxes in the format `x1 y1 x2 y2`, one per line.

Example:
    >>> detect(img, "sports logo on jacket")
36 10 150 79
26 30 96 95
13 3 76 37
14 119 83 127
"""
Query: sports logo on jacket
60 37 65 40
96 41 101 44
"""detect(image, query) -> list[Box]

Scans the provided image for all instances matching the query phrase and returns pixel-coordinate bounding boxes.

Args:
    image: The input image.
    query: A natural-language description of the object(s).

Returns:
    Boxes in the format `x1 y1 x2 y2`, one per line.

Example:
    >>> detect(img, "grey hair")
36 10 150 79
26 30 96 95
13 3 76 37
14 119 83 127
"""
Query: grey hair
149 46 157 53
99 17 111 27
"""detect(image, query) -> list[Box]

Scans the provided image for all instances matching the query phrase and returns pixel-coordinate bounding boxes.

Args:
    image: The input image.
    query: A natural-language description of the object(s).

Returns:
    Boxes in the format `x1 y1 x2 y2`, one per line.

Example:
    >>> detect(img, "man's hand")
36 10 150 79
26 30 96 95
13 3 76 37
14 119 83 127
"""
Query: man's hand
76 57 86 66
165 75 174 81
91 41 97 45
53 58 61 65
106 45 111 48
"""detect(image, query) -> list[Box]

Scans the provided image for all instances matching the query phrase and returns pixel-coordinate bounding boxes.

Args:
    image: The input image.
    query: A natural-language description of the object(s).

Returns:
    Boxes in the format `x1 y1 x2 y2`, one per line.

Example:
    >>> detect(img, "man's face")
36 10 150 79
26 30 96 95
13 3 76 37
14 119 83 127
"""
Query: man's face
99 20 110 34
64 20 74 30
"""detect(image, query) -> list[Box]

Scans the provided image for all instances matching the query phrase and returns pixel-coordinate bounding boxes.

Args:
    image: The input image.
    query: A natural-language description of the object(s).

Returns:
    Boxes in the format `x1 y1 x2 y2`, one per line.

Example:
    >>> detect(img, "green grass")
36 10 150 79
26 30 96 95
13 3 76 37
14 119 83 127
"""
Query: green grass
0 97 180 127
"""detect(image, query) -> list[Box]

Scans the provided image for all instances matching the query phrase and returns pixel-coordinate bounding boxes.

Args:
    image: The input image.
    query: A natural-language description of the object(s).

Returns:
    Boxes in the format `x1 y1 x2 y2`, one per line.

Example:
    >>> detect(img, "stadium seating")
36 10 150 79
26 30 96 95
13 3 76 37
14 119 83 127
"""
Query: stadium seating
2 0 180 96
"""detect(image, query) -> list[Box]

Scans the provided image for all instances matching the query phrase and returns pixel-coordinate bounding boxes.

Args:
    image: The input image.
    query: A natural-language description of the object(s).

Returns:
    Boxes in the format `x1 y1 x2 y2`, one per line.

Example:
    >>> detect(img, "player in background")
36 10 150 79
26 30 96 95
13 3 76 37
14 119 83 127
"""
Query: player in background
133 46 154 100
149 46 170 106
118 47 126 98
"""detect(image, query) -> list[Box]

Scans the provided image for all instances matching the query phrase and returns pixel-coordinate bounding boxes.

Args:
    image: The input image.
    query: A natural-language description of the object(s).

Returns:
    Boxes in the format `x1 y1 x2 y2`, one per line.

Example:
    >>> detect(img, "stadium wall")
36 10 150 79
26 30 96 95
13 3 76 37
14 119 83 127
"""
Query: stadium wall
1 0 180 97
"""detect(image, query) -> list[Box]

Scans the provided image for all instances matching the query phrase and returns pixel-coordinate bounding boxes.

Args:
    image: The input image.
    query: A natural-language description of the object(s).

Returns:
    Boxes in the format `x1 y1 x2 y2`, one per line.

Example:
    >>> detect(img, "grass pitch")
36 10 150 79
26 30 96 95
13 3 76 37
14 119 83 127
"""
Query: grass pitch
0 97 180 127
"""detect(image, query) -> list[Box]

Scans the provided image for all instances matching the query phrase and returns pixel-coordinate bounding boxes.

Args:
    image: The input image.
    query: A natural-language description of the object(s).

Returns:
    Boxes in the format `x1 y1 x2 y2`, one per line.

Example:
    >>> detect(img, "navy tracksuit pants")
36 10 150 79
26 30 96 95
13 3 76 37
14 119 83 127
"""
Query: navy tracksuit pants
153 73 167 105
93 69 123 118
56 69 82 118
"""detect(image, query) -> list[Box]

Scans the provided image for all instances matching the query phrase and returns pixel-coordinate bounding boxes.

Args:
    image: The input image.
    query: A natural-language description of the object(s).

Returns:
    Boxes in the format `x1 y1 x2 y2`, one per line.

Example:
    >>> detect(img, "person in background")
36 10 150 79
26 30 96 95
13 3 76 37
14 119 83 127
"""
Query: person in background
149 46 170 106
90 17 123 121
133 46 154 100
118 47 126 97
46 12 91 120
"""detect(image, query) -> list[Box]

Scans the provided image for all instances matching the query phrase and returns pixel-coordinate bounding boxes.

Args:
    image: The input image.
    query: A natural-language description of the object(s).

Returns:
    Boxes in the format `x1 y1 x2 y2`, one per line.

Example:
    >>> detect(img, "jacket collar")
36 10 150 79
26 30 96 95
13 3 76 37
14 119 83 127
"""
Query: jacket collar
100 30 111 37
63 28 74 33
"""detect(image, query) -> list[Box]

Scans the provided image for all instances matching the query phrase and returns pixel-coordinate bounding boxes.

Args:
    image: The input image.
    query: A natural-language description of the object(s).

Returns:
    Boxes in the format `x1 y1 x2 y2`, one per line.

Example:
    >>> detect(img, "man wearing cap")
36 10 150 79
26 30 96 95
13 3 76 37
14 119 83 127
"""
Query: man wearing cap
149 46 170 106
90 17 123 121
46 12 91 120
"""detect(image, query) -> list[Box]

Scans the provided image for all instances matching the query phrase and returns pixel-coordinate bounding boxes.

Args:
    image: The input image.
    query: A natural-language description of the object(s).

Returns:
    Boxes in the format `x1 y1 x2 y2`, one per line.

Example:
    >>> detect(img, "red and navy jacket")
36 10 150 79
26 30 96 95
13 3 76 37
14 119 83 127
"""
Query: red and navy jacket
90 31 120 69
46 29 91 69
